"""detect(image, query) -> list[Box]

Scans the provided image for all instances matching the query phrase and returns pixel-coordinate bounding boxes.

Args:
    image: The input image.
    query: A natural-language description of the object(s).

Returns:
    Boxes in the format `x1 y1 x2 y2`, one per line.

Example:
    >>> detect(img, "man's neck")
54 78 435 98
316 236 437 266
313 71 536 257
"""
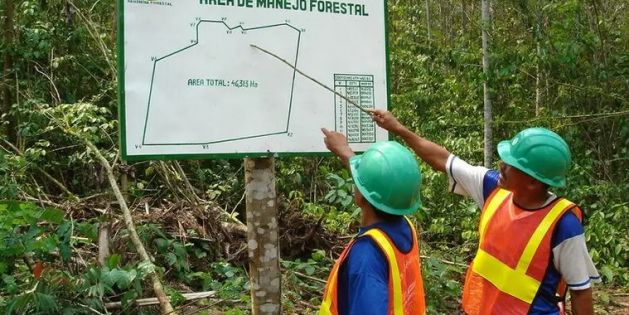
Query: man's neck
512 190 552 209
361 206 382 227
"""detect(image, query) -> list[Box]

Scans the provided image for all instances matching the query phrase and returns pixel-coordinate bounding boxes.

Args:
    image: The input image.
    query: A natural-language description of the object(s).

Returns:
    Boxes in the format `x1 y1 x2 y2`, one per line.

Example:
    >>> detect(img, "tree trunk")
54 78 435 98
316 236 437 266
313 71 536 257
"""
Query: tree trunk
425 0 431 45
535 0 543 116
481 0 493 168
535 40 541 115
245 158 281 315
2 0 17 143
461 0 467 36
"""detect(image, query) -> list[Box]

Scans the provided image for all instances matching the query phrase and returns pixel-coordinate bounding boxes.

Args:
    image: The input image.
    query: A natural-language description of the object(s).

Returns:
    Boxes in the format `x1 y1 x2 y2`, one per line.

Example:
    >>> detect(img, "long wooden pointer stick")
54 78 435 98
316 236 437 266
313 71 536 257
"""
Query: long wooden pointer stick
250 44 371 115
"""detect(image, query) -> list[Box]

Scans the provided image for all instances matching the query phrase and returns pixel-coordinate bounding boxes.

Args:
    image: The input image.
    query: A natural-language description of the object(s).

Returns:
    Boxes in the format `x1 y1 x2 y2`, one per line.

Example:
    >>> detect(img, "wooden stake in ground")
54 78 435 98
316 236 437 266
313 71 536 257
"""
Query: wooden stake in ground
245 158 281 315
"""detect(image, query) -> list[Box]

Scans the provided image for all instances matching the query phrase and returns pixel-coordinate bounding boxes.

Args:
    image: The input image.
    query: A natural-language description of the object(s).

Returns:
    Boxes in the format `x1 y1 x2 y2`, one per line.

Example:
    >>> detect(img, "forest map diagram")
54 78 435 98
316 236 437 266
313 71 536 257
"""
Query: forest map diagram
120 0 389 159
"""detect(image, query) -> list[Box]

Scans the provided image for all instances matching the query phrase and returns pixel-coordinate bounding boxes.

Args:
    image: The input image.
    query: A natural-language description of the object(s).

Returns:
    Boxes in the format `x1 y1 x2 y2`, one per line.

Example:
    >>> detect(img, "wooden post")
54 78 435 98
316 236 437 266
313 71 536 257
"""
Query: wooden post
481 0 493 168
245 157 281 315
2 0 17 143
535 0 543 117
425 0 431 46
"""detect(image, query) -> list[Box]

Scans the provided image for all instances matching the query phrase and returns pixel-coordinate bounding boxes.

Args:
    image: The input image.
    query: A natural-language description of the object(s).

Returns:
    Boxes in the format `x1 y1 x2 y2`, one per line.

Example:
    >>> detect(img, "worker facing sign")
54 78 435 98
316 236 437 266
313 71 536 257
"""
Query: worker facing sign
319 129 426 315
368 109 600 315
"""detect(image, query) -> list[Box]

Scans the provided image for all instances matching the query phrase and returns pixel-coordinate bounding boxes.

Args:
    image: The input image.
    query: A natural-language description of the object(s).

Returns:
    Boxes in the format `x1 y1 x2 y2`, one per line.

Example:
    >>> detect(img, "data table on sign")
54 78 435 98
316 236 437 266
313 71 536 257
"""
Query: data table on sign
334 74 376 143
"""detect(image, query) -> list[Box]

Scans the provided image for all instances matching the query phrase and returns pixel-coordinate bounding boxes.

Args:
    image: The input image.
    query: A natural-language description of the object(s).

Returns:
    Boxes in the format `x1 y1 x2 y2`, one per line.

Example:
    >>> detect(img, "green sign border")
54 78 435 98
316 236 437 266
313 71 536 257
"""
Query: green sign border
117 0 391 161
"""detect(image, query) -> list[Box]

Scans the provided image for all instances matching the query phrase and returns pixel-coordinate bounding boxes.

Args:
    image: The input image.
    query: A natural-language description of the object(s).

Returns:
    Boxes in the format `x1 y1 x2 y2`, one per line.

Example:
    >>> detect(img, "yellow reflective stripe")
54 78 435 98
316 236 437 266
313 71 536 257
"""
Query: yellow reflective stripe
319 261 339 315
479 189 510 240
473 249 541 304
516 199 574 272
473 197 575 304
404 217 419 247
364 229 404 315
320 241 355 315
318 302 332 315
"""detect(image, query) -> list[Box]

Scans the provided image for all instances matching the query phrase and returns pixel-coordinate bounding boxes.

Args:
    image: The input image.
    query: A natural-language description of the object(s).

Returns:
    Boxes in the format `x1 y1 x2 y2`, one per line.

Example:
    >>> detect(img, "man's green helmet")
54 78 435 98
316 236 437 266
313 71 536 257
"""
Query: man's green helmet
349 141 422 215
497 127 571 187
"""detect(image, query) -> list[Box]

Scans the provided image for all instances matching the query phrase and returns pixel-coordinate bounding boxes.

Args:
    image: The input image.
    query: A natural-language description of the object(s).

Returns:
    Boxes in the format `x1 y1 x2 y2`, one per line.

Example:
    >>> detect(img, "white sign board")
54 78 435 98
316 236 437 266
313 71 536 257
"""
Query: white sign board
119 0 389 160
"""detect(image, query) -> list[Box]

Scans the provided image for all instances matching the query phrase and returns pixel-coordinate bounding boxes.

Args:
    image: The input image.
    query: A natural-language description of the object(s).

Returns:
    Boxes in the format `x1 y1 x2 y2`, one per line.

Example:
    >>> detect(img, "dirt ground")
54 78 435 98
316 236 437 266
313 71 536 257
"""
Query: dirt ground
198 286 629 315
560 286 629 315
591 286 629 315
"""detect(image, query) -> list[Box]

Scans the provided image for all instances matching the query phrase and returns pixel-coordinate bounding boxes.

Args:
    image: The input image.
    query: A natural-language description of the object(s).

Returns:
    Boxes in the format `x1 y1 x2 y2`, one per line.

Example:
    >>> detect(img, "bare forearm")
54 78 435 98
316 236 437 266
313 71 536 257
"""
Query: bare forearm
397 127 450 173
570 288 593 315
321 128 355 169
336 150 354 169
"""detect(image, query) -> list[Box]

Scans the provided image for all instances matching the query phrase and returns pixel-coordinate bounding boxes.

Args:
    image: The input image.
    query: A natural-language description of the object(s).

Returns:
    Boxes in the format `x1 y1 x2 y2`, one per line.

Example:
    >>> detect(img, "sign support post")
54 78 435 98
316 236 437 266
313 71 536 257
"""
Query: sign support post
245 157 281 315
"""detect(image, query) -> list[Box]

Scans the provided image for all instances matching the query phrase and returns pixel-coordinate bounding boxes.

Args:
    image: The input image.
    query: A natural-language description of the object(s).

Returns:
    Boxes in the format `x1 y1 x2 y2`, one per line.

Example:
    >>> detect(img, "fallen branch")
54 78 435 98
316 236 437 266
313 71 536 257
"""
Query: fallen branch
83 140 177 314
292 271 326 284
420 255 468 268
221 221 247 236
104 291 216 309
178 298 243 315
298 300 318 310
21 195 65 209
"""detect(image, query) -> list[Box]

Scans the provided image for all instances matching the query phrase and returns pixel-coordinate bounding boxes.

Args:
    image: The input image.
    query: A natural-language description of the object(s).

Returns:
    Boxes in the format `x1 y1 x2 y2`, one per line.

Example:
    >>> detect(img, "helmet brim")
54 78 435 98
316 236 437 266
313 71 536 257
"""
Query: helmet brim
350 155 421 216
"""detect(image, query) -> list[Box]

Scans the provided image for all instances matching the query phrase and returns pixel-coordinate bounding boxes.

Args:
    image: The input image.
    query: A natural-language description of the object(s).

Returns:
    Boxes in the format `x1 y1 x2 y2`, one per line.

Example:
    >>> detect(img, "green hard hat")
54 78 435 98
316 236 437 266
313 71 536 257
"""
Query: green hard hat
349 141 422 215
497 127 571 187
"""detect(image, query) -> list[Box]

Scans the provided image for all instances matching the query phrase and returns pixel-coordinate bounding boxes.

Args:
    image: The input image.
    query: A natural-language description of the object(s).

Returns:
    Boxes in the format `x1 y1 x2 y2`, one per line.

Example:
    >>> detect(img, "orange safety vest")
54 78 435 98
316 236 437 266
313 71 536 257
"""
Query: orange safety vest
462 188 583 315
319 218 426 315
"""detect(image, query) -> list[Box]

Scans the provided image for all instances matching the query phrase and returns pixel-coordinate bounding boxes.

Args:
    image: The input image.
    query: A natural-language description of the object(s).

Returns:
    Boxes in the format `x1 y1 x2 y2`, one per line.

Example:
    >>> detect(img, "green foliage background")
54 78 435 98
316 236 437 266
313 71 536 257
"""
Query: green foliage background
0 0 627 313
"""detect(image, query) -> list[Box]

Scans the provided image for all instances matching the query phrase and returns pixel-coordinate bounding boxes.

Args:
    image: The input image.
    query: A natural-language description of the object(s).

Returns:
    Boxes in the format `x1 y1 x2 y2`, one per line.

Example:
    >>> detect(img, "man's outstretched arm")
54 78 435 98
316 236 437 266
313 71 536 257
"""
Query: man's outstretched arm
369 109 450 172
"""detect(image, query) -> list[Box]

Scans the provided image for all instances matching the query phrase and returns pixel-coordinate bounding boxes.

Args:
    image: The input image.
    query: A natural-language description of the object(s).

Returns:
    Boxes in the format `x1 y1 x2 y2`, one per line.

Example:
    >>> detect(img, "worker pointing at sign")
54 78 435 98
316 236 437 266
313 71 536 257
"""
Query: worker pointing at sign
368 109 600 315
319 128 426 315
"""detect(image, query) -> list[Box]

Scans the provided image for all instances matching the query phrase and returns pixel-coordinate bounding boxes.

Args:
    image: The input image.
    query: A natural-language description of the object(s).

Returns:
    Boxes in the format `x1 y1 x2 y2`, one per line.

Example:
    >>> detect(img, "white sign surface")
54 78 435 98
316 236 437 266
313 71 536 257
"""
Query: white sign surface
120 0 389 159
